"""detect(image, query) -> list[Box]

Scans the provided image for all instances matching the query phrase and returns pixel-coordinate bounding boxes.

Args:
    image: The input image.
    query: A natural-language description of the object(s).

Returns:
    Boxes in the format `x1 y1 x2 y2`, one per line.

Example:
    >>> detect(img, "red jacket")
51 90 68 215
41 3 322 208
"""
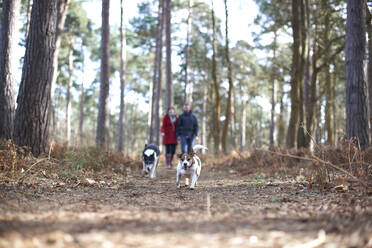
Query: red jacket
160 114 178 145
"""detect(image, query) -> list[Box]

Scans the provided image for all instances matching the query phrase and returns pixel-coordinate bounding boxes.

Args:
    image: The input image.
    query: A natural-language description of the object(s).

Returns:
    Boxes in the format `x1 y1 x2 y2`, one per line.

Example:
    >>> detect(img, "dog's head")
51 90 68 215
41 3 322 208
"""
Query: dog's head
178 148 195 170
143 149 157 174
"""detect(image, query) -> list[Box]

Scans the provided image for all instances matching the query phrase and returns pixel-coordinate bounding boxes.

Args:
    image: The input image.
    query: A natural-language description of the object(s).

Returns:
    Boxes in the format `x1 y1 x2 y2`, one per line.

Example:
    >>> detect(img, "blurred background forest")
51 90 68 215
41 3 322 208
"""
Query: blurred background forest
0 0 371 157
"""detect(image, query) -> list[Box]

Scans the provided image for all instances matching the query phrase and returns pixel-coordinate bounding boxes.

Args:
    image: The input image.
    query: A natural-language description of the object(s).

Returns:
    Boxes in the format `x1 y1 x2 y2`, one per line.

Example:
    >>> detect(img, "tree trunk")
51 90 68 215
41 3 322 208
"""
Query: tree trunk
221 0 233 154
25 0 32 40
79 44 85 146
211 0 220 152
277 80 285 147
0 0 21 140
184 0 193 104
66 36 74 146
201 72 208 150
149 0 164 145
241 92 248 151
230 87 237 148
303 0 312 148
164 0 173 110
50 0 69 136
96 0 110 149
286 0 302 148
13 0 58 156
269 32 277 148
116 0 127 153
322 0 333 146
345 0 368 148
297 0 307 149
367 7 372 144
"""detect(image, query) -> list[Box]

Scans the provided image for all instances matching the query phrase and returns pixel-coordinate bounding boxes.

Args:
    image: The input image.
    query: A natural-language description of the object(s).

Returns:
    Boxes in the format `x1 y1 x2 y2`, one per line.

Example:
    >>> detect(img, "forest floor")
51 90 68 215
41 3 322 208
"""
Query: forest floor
0 157 372 248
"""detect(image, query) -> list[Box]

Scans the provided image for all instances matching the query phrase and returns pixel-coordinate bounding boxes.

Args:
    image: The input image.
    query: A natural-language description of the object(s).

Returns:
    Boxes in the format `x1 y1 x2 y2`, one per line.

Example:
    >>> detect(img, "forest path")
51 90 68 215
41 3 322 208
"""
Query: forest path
0 163 371 248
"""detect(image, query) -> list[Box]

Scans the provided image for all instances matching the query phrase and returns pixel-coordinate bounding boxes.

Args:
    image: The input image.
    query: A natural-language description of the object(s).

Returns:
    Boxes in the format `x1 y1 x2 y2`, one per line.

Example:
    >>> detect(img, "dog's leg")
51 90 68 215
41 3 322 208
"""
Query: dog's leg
176 172 181 188
150 157 158 179
142 161 146 177
185 177 189 186
190 173 198 190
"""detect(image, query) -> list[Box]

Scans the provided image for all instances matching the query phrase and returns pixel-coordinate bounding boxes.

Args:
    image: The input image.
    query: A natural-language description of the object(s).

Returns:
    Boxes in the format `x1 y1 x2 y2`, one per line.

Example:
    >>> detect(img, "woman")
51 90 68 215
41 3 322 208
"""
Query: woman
160 106 178 168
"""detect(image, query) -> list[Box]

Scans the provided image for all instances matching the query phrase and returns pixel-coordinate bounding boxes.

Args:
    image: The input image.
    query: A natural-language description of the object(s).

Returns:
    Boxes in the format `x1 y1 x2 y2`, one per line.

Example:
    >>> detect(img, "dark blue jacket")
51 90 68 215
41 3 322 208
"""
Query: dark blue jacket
176 111 198 138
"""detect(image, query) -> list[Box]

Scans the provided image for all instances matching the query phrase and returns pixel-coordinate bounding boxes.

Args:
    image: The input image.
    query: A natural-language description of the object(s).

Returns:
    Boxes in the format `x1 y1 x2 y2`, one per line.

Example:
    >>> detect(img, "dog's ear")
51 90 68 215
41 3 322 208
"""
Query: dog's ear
177 153 182 159
188 148 195 156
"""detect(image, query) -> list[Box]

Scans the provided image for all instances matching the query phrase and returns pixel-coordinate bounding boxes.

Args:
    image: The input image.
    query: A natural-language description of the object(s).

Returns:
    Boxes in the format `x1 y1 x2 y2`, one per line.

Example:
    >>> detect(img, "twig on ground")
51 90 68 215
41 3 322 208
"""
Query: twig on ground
255 148 369 188
17 158 47 182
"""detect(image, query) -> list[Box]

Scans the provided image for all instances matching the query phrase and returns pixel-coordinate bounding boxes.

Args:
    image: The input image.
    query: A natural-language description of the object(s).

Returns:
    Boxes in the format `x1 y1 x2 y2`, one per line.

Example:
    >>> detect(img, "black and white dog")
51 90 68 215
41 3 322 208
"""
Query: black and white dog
142 144 160 178
176 144 208 190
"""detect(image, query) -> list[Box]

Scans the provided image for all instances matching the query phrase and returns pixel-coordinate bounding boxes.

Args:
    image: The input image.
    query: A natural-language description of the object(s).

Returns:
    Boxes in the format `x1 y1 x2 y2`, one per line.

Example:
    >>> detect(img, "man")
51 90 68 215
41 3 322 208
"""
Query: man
176 103 199 154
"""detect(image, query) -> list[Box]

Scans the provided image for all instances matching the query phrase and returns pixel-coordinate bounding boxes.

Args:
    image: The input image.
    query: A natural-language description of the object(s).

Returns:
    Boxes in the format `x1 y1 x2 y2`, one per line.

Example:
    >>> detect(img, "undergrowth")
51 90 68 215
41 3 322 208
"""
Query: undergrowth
0 138 371 190
0 140 141 181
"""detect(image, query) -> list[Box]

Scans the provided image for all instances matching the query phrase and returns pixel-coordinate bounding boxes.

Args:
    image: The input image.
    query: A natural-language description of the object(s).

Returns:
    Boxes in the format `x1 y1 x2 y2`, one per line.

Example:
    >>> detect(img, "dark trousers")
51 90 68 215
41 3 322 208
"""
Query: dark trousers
165 144 177 155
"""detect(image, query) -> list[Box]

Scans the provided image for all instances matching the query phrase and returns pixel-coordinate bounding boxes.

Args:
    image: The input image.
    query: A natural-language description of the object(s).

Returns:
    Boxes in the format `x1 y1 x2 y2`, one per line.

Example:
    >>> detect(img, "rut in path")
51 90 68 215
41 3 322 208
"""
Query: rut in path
0 164 371 248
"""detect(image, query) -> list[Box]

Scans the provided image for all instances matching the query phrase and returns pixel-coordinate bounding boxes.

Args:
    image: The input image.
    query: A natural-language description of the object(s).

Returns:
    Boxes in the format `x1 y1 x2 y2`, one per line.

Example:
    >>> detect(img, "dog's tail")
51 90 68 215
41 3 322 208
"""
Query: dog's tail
192 144 208 153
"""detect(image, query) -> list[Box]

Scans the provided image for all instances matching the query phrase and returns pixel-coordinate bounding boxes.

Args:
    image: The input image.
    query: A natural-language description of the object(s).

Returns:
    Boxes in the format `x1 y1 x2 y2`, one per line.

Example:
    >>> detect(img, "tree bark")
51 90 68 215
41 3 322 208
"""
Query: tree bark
96 0 110 149
116 0 127 153
0 0 21 140
13 0 58 156
211 0 220 152
221 0 233 154
286 0 302 148
149 0 164 145
345 0 368 148
367 6 372 144
165 0 173 110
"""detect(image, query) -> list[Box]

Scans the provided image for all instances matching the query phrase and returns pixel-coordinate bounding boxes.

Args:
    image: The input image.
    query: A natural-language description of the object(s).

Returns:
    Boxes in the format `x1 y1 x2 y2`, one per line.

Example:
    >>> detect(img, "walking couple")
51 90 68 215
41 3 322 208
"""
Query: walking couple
160 103 199 169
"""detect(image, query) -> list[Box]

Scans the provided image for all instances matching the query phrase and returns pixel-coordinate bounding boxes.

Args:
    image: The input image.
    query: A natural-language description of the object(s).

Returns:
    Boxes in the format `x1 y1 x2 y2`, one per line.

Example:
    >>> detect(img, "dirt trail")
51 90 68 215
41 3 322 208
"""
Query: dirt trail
0 164 371 248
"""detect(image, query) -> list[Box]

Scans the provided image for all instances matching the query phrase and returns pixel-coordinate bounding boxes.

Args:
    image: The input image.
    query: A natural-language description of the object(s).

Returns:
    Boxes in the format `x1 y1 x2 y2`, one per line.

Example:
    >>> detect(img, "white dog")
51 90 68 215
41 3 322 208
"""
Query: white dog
176 145 208 190
142 144 160 178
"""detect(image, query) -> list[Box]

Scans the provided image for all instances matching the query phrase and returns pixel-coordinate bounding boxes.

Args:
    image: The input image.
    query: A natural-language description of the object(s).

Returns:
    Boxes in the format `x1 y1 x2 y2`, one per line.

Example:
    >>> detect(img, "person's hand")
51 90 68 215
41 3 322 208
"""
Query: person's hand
161 132 165 137
177 136 181 141
195 136 199 143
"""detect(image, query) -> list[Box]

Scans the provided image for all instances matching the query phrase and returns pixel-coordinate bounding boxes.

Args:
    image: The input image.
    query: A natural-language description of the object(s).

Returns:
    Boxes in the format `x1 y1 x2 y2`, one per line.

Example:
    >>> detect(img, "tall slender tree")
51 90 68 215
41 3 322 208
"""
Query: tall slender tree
269 32 277 148
286 0 302 148
164 0 173 110
65 35 74 146
79 44 85 145
0 0 21 140
96 0 110 149
221 0 233 153
25 0 32 39
116 0 127 153
211 0 220 152
13 0 59 156
184 0 194 104
366 5 372 143
50 0 69 135
149 0 164 145
345 0 368 148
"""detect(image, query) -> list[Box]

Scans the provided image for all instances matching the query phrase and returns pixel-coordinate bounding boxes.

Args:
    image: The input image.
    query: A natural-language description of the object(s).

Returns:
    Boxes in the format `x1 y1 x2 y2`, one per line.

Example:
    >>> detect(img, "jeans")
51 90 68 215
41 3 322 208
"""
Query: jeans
180 136 194 154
